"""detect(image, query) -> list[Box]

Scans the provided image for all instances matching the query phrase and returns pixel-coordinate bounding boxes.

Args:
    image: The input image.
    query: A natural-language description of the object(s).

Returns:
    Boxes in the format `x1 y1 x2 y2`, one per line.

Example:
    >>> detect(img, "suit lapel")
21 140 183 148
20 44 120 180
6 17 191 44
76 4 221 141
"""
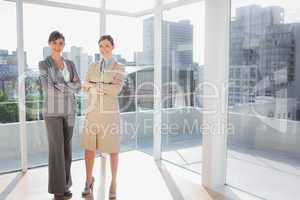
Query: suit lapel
46 56 72 82
46 56 59 83
64 60 73 81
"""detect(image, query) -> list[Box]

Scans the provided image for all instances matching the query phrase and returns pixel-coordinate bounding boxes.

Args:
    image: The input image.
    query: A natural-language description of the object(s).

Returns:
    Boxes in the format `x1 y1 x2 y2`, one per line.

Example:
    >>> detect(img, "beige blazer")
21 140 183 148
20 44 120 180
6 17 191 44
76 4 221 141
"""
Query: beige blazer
80 62 125 153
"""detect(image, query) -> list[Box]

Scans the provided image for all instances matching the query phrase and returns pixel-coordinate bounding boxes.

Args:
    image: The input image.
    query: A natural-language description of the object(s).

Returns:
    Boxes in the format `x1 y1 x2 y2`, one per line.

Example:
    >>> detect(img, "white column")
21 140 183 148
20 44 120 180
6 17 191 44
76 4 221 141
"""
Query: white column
16 0 28 173
100 0 106 35
202 0 230 189
99 1 107 199
153 0 163 160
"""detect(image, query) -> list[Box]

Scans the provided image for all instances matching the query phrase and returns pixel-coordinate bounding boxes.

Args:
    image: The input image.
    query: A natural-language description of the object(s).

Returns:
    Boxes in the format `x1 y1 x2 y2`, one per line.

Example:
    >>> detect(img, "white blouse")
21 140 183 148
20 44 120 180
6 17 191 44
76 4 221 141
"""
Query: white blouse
59 61 70 82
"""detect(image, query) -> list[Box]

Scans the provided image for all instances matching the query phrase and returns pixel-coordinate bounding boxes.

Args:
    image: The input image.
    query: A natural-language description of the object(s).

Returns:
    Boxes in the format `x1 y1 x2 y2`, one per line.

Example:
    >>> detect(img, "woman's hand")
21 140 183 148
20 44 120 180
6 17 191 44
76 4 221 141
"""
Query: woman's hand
112 77 122 85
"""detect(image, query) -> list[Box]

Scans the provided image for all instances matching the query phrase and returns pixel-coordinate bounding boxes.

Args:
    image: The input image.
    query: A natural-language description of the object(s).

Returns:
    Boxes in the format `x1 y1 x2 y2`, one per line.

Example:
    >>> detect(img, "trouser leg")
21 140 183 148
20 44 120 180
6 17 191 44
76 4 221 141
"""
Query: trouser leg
44 116 66 194
63 115 74 190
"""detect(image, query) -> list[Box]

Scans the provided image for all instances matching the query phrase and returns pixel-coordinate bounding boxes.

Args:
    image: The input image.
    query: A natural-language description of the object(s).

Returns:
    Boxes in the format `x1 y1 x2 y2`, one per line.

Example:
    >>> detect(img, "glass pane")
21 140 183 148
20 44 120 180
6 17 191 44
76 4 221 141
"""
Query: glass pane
23 4 99 167
161 2 204 174
136 66 154 111
106 15 154 153
106 15 144 64
119 73 136 113
227 1 300 199
106 0 155 13
0 0 21 173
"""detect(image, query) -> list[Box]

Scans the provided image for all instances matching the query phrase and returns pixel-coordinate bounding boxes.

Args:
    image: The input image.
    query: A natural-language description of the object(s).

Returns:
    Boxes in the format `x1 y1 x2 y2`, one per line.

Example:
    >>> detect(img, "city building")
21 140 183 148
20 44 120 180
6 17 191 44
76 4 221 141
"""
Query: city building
229 5 300 120
143 17 197 108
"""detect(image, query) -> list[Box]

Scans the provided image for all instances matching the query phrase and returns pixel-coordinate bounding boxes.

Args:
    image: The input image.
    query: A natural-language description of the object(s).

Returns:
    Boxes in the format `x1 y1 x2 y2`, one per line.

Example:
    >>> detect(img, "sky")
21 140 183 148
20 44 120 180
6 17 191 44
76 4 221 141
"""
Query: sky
1 0 300 68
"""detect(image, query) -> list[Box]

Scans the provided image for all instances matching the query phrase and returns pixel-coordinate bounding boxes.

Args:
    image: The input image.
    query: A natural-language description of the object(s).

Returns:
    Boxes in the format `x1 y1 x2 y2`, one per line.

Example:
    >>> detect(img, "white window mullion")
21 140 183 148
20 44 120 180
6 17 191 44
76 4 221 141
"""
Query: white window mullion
153 0 163 160
16 0 28 173
202 0 230 189
100 0 106 35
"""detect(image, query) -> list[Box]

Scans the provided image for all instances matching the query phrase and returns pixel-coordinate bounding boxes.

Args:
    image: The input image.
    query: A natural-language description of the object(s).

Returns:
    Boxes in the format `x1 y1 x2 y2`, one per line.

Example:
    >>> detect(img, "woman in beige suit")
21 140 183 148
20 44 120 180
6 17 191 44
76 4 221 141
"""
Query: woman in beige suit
80 35 124 199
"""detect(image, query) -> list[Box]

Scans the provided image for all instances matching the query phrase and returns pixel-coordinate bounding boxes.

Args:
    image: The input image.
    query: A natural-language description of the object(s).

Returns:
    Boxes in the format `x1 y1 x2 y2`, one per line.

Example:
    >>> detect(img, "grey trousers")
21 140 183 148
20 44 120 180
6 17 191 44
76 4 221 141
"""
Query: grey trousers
44 115 74 194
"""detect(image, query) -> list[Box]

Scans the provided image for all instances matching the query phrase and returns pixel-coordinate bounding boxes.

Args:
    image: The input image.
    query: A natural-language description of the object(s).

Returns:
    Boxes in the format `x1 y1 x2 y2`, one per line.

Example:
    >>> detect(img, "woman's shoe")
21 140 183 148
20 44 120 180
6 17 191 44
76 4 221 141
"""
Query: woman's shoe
82 177 95 197
64 191 72 199
53 193 64 200
109 184 117 199
109 191 116 199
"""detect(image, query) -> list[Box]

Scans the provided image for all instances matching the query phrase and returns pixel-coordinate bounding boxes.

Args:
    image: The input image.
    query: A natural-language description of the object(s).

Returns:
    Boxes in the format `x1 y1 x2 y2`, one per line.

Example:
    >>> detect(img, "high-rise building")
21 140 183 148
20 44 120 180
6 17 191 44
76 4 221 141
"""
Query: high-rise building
143 17 195 107
134 51 144 66
0 50 19 98
113 54 127 64
143 17 193 69
43 47 51 59
94 53 100 63
230 5 300 120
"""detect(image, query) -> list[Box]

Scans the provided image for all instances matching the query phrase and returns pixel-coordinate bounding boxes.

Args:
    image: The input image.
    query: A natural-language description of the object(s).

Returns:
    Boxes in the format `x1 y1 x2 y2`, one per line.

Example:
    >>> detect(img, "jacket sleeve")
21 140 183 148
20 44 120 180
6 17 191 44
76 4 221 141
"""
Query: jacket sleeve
65 61 81 93
82 64 92 93
38 61 64 94
98 64 125 96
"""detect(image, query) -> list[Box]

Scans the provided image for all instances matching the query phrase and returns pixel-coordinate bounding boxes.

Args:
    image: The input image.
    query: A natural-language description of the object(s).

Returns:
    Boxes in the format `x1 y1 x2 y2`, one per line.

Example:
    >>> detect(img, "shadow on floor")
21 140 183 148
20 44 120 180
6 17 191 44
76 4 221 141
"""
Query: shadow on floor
155 160 185 200
0 172 24 199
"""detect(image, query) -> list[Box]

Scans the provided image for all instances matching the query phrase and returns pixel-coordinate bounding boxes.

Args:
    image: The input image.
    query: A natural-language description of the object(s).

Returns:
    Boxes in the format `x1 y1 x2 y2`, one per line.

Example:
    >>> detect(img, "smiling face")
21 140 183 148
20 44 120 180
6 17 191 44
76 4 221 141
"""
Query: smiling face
99 39 114 59
49 38 65 54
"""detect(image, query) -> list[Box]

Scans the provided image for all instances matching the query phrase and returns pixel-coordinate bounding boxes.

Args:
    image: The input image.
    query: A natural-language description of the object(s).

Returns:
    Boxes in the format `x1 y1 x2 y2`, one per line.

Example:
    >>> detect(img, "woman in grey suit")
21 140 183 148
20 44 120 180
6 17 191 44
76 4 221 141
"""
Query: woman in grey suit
39 31 81 200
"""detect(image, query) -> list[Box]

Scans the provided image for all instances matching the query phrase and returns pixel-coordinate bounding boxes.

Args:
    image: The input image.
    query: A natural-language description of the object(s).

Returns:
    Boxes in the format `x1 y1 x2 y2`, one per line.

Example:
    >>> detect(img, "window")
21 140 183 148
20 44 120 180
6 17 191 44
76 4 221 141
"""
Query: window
0 0 21 173
227 1 300 199
161 2 204 174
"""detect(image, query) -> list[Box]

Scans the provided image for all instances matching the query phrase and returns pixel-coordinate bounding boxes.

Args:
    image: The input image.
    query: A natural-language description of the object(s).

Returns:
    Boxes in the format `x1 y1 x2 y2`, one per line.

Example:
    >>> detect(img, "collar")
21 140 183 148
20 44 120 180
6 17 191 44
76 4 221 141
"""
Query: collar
47 56 65 68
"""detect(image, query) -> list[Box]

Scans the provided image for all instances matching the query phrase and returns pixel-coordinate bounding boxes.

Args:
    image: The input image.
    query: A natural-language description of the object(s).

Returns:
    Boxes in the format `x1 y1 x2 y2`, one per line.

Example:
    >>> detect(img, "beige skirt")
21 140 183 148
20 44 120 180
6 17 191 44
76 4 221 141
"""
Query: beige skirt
80 92 121 153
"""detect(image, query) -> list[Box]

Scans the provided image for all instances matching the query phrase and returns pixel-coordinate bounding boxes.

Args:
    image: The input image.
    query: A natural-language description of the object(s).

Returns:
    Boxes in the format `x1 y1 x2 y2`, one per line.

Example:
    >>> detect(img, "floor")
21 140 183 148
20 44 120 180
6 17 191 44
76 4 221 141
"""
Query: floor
0 150 261 200
162 143 300 200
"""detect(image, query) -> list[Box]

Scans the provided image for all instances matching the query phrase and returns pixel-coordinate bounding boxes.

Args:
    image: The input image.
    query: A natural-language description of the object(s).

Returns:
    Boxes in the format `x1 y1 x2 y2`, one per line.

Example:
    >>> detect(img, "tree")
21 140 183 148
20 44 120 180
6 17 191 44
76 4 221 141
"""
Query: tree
0 91 18 123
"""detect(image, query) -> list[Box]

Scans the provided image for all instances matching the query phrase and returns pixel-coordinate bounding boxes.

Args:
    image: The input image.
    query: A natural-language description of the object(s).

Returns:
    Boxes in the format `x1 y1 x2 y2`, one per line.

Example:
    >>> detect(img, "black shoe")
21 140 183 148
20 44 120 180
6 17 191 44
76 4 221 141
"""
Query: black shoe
54 193 64 200
64 191 72 199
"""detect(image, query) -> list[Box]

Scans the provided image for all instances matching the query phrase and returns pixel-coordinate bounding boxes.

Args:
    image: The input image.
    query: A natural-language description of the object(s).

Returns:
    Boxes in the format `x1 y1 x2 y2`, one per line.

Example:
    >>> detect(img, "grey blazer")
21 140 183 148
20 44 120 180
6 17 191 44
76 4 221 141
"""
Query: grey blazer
39 56 81 119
